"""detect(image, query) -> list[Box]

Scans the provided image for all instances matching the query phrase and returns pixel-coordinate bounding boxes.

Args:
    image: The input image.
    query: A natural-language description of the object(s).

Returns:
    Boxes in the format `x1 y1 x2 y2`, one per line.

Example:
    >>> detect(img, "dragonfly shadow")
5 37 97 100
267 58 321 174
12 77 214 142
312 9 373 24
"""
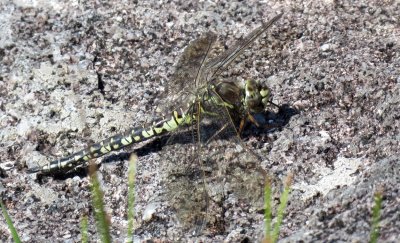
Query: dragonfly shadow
266 103 299 128
101 137 167 164
100 123 219 164
238 103 299 138
37 165 91 181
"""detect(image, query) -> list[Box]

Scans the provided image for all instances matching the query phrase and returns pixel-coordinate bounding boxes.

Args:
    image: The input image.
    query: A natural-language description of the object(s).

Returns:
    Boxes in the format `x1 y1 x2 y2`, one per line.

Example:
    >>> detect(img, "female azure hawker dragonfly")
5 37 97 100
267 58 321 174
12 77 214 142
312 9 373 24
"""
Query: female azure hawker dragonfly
29 13 283 236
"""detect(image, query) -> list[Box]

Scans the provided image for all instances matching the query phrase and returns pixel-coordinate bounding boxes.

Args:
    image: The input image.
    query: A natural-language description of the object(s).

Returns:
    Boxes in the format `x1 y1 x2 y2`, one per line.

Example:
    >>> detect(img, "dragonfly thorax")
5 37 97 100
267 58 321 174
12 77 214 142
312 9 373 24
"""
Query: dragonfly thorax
214 81 242 108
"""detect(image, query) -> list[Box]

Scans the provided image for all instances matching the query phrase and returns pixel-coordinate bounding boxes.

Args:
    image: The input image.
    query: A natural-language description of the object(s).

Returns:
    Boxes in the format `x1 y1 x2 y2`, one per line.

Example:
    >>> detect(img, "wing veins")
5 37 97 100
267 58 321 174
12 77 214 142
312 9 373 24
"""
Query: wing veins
205 13 283 81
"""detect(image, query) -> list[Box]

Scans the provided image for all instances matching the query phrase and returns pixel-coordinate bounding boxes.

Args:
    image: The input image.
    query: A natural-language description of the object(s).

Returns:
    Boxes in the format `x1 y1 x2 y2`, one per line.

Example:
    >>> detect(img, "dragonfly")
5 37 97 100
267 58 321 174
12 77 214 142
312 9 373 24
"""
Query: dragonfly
29 13 283 236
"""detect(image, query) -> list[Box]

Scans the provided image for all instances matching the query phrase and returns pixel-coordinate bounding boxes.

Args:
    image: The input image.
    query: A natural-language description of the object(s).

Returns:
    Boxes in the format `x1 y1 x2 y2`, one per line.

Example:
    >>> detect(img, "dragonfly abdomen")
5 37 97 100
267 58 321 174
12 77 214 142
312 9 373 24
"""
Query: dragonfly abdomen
29 110 191 174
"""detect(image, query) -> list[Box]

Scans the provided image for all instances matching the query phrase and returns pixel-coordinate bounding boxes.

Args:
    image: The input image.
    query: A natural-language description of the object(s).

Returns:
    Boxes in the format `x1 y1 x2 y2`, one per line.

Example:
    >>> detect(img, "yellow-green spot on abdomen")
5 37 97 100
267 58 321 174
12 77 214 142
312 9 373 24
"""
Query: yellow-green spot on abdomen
100 146 109 154
164 113 180 131
174 111 184 124
164 120 178 131
142 129 154 138
121 136 133 145
154 127 163 134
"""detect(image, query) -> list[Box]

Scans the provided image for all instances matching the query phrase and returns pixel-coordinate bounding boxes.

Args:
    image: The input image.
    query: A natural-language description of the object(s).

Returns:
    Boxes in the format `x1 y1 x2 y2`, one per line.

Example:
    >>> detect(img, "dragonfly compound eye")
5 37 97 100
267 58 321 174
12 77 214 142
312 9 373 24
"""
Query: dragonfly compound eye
260 87 270 109
245 80 264 113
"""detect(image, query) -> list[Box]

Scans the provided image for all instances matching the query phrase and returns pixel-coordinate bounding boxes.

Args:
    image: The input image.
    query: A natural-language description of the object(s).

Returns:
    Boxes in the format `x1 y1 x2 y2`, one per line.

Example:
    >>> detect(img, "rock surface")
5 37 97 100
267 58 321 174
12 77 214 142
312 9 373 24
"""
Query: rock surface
0 0 399 242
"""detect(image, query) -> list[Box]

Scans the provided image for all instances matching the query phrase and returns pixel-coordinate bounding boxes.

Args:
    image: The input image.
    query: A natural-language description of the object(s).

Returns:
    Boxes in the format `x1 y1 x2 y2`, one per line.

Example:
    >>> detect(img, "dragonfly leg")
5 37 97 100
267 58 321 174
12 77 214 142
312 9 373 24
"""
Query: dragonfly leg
238 117 247 135
268 100 281 109
247 113 261 127
205 123 229 145
239 112 262 135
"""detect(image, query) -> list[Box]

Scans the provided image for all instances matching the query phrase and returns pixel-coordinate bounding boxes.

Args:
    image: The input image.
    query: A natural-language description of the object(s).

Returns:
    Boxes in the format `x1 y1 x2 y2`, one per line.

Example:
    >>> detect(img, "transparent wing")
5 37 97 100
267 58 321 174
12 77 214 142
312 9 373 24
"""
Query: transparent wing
160 91 267 237
198 90 267 212
202 13 283 85
158 32 217 115
160 102 209 236
157 13 282 115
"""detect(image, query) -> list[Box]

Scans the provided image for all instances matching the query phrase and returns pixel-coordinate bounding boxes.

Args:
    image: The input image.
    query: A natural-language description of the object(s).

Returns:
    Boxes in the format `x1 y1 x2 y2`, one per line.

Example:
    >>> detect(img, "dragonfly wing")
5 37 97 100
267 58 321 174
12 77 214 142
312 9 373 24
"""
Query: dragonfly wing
198 90 267 234
199 90 267 205
160 102 210 236
202 13 283 84
161 91 267 238
158 32 217 115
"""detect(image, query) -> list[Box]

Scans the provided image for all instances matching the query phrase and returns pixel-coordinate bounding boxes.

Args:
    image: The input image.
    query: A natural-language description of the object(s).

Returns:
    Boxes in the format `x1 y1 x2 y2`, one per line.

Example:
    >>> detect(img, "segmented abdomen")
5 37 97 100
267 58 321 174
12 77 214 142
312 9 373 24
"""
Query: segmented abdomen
29 110 190 173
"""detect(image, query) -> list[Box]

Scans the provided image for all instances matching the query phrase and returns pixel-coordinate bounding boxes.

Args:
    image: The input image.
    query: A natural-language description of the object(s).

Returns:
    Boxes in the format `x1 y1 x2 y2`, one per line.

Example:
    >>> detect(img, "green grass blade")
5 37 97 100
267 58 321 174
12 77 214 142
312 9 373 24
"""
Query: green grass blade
1 200 21 243
264 177 272 243
89 163 112 243
272 173 293 243
80 215 88 243
126 154 137 243
369 188 383 243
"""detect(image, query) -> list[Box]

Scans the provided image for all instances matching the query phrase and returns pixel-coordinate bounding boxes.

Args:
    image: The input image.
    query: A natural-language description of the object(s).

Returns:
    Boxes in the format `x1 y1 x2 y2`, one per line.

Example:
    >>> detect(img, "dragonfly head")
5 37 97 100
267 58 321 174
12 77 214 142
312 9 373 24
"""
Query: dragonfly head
244 79 270 113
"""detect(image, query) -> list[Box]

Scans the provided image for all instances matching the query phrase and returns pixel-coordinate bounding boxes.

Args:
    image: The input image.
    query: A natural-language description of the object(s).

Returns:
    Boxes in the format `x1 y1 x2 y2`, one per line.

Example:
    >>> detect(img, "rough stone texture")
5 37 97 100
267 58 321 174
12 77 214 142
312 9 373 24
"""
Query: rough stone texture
0 0 399 242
